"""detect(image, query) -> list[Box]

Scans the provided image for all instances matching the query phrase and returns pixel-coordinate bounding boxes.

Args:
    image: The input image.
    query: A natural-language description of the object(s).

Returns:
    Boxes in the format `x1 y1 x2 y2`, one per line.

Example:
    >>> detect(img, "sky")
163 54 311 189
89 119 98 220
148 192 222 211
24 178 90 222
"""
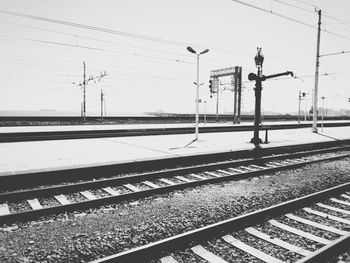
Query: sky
0 0 349 116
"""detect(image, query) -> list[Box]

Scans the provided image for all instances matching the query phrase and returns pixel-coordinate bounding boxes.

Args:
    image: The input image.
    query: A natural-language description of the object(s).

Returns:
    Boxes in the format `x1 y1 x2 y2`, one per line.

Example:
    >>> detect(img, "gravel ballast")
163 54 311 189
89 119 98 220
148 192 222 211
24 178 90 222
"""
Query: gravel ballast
1 157 350 262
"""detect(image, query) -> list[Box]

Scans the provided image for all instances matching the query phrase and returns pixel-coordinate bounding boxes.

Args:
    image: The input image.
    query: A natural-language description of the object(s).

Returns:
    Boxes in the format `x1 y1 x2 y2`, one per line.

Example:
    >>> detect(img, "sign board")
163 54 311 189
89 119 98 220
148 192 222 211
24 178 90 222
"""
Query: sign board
210 67 236 78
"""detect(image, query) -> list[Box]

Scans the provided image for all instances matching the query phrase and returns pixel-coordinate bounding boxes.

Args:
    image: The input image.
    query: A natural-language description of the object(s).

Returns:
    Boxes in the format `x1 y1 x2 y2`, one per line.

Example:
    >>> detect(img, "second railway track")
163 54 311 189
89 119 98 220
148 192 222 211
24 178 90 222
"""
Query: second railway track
90 182 350 263
1 145 350 226
2 122 350 142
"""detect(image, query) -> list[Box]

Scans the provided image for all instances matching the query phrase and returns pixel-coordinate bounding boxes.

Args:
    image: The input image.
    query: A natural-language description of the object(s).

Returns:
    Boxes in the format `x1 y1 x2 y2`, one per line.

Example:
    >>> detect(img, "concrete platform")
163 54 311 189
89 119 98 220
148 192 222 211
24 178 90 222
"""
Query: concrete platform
0 124 350 176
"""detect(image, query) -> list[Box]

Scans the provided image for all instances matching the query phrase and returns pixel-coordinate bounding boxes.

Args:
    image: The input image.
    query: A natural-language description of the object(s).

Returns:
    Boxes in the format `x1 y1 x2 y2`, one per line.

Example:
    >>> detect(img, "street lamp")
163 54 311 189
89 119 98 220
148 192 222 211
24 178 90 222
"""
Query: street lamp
187 46 209 140
204 100 207 124
250 47 264 146
321 96 325 131
248 47 293 147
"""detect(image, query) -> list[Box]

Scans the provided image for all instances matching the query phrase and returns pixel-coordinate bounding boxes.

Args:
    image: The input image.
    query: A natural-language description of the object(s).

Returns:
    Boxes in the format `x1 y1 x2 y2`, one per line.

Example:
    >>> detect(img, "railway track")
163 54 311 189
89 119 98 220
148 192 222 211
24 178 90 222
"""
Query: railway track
1 146 350 226
1 122 350 142
90 183 350 263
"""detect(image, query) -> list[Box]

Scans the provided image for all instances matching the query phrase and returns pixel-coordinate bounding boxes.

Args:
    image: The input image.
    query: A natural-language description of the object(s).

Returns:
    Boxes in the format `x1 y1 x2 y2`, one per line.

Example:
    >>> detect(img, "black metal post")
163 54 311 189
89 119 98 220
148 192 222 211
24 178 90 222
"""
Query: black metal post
250 67 263 147
233 66 238 124
237 67 242 124
248 70 294 147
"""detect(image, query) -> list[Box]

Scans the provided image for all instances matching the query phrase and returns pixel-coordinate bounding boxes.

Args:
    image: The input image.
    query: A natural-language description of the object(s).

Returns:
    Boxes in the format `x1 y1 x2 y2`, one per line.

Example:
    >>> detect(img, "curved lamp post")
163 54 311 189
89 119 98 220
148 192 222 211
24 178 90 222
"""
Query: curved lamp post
248 47 294 148
187 46 209 140
250 47 264 146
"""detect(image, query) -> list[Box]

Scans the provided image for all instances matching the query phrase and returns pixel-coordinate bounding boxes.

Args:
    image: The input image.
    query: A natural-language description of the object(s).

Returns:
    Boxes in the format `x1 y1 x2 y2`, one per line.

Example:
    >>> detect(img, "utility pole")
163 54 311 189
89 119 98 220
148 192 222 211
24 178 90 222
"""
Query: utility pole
104 96 107 117
304 94 307 122
74 63 107 122
83 61 86 121
298 90 301 124
100 89 104 121
237 67 242 124
321 96 325 131
216 84 219 122
312 9 321 133
233 68 238 124
204 100 207 124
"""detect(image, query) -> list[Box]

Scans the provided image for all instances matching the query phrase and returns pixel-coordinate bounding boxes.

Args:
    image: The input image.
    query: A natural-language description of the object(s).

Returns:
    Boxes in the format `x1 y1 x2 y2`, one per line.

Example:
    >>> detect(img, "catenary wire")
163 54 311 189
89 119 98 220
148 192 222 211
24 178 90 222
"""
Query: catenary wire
231 0 350 41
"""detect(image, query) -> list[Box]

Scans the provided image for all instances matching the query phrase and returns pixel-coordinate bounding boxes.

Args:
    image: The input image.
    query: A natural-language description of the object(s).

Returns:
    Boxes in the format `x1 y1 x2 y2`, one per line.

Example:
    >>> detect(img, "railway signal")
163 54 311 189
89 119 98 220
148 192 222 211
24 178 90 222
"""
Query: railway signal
209 79 213 93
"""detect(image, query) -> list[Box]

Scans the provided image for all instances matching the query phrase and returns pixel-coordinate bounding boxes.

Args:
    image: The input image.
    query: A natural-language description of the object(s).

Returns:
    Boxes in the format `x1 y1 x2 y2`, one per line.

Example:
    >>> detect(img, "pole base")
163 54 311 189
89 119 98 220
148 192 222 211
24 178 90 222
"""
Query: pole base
250 137 263 146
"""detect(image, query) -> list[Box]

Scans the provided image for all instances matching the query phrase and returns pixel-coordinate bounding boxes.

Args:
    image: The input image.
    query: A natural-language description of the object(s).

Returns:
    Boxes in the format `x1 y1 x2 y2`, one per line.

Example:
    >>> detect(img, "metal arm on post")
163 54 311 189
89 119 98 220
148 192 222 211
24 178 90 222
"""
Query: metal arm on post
261 71 294 80
249 70 294 147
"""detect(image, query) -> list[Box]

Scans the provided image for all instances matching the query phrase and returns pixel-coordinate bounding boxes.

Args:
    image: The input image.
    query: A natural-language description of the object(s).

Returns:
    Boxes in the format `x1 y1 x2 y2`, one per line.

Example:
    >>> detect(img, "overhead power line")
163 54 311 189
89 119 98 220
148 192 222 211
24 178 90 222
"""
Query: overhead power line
271 0 315 14
231 0 316 29
320 50 350 57
322 10 350 25
0 20 194 58
284 0 316 9
231 0 350 41
0 9 189 46
0 34 195 65
0 9 320 62
0 9 235 55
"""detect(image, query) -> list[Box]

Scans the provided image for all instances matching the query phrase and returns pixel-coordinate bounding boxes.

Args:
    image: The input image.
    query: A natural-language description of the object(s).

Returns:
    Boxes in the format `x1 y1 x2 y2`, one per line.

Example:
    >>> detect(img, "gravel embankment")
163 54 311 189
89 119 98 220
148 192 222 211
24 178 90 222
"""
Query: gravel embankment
1 158 350 263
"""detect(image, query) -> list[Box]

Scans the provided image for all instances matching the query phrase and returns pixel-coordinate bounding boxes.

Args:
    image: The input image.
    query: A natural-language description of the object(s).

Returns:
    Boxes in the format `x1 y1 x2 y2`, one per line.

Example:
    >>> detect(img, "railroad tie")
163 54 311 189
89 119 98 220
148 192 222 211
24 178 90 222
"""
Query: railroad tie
341 194 350 200
286 213 349 235
228 168 245 173
189 173 206 180
204 171 222 178
80 191 97 200
54 194 71 205
158 178 176 186
269 162 283 166
160 256 179 263
216 169 235 176
245 227 311 257
240 166 256 171
0 203 10 215
142 181 160 189
330 198 350 207
303 207 350 225
191 245 228 263
269 219 331 245
222 234 283 263
317 203 350 215
27 198 43 210
123 184 141 192
250 164 266 169
264 164 278 168
175 176 192 183
102 187 120 196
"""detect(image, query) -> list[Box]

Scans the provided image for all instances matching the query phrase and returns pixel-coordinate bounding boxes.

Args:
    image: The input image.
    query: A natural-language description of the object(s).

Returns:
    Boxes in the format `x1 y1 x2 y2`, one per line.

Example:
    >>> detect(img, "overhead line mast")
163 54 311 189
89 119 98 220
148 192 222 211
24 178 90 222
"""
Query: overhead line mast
312 9 321 133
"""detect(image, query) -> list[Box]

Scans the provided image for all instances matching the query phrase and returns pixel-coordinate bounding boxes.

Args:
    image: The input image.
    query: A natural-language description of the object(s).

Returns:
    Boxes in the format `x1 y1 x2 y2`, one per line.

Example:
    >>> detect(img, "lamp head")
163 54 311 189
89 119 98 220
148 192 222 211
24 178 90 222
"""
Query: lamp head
200 49 209 55
187 46 196 54
254 47 264 67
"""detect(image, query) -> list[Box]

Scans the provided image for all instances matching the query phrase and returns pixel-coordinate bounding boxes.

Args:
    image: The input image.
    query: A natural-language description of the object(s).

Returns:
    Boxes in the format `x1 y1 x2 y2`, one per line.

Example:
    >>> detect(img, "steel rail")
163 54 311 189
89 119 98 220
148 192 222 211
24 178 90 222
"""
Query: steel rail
298 234 350 263
2 140 350 190
1 145 350 201
90 182 350 263
1 149 350 225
